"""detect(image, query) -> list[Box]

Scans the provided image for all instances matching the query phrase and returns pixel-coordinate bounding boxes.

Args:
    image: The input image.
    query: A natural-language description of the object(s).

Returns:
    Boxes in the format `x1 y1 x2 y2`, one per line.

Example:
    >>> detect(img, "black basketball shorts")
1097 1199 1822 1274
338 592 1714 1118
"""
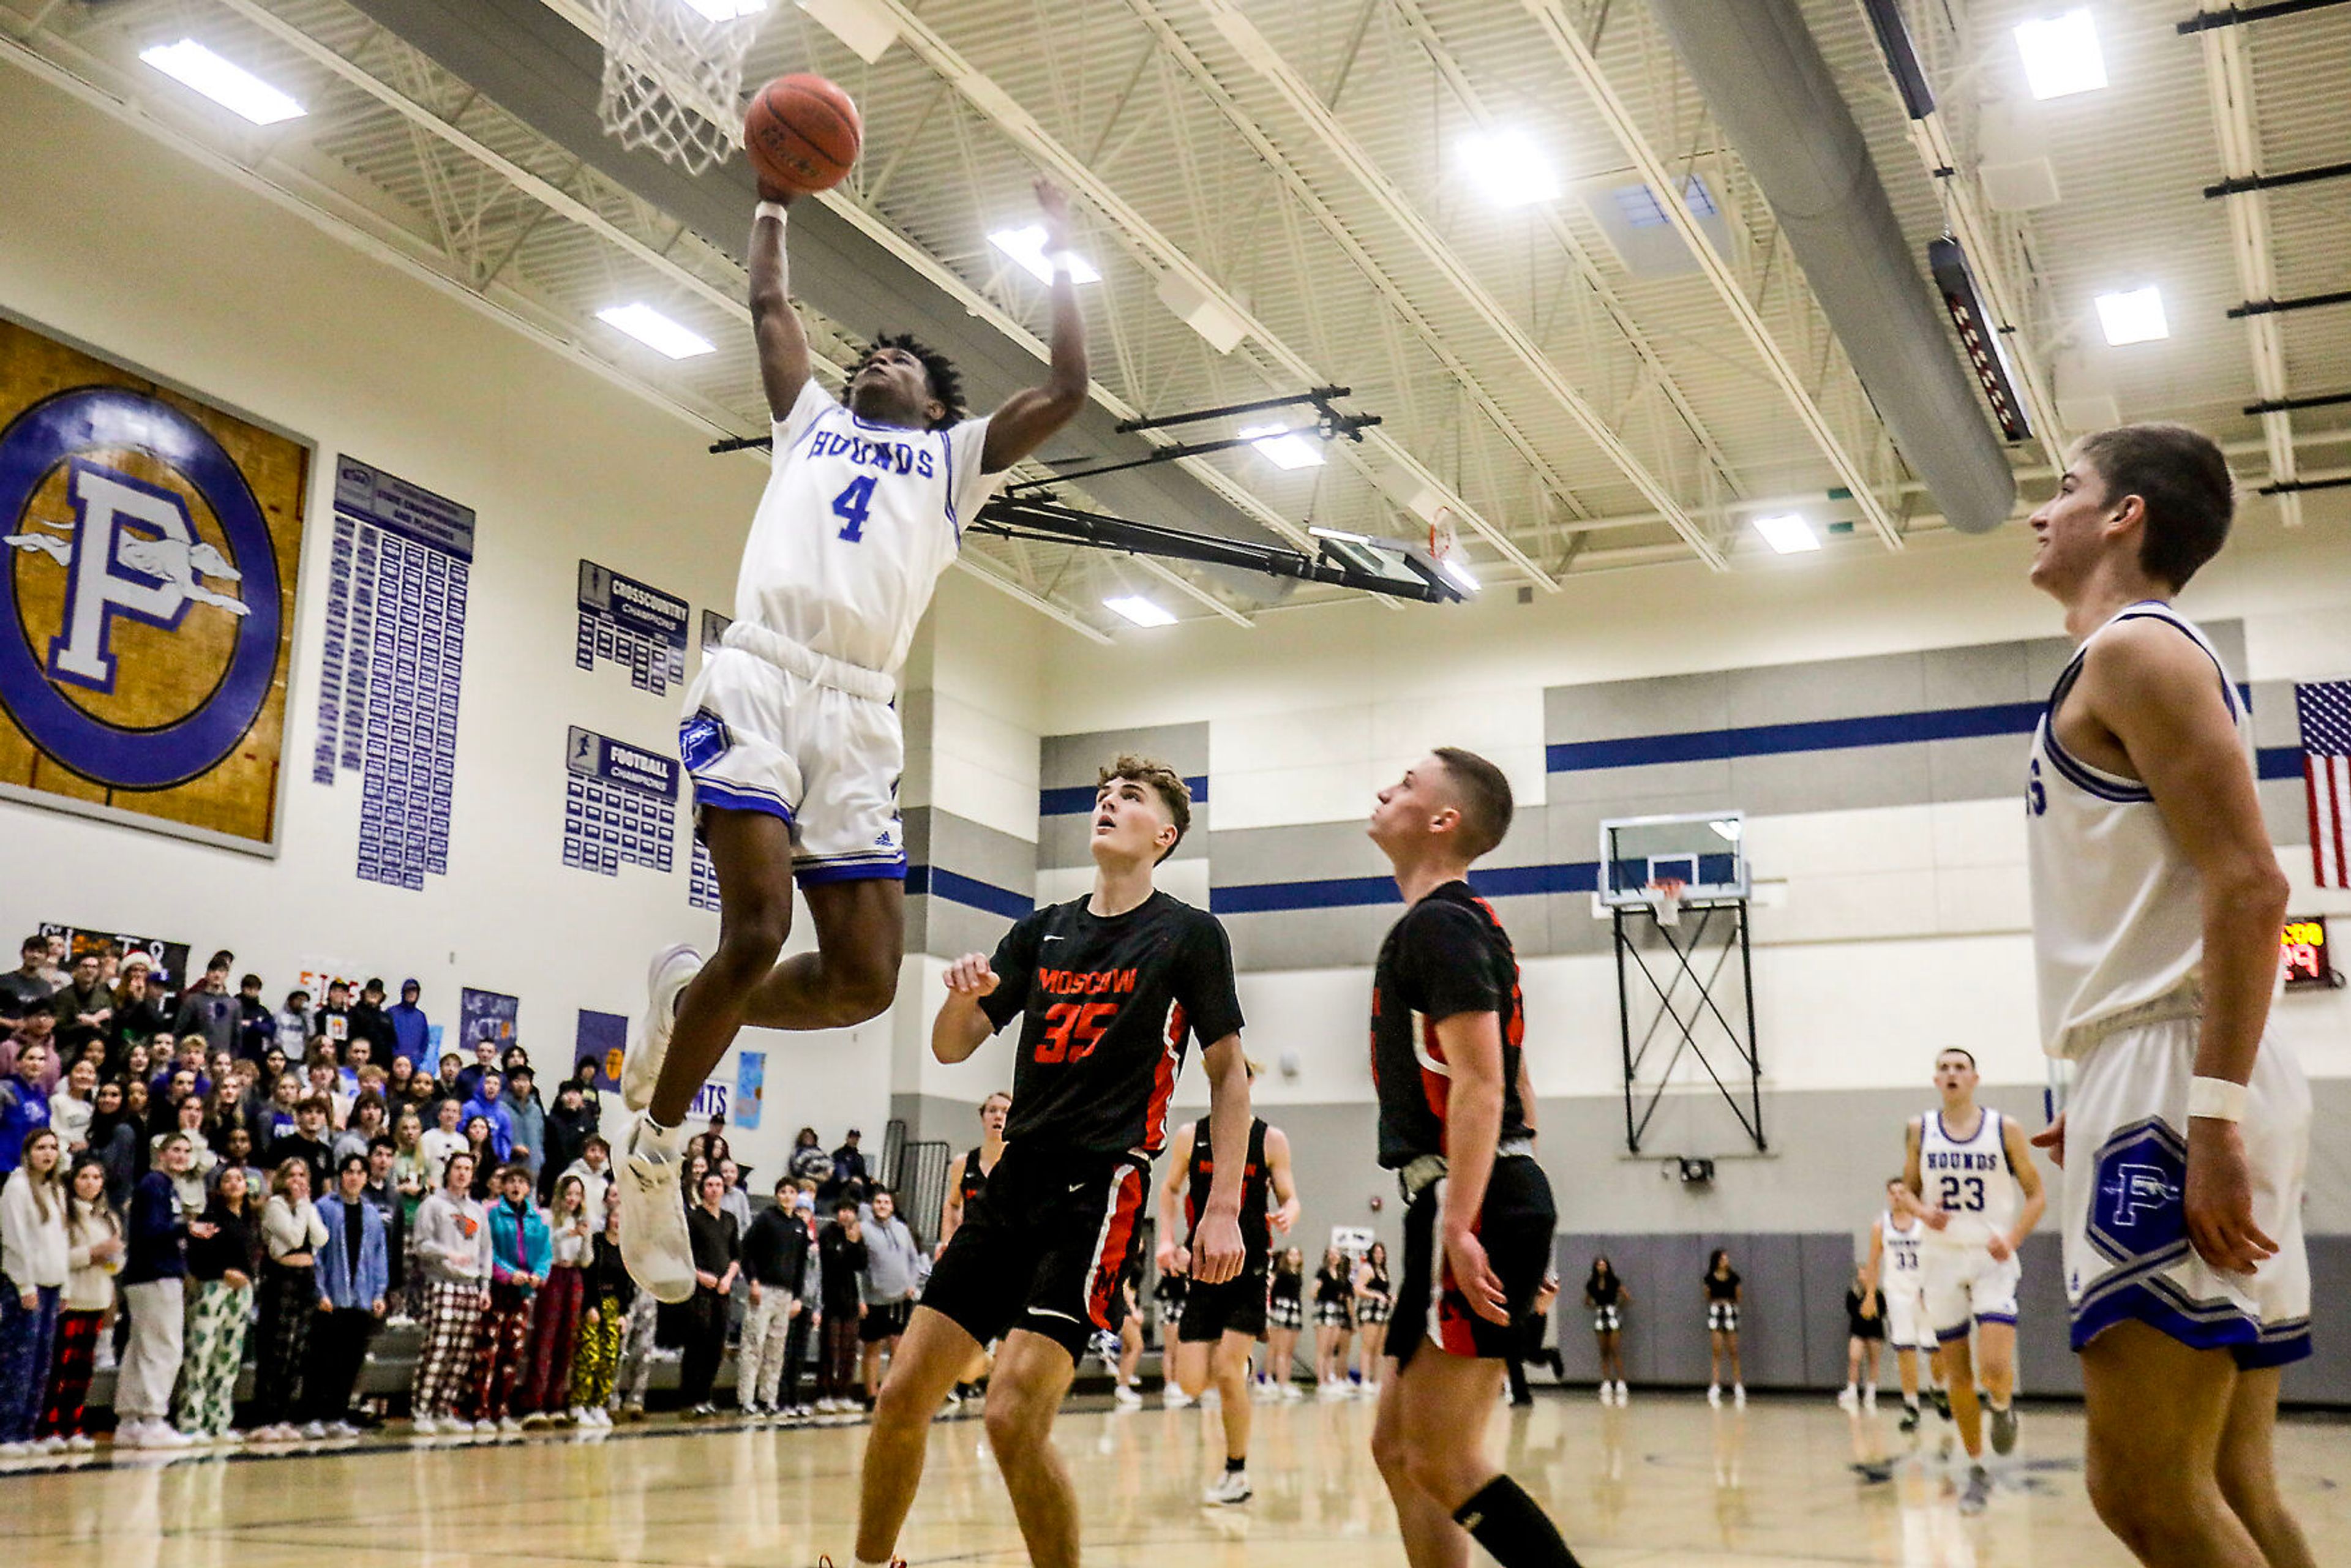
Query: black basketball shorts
919 1141 1148 1365
1177 1259 1269 1343
1391 1154 1556 1370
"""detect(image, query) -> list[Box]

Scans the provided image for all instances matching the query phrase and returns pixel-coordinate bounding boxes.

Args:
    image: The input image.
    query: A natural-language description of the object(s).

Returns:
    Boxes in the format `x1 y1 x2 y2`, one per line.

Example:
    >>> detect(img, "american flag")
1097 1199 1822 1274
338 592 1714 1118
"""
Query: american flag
2299 680 2351 888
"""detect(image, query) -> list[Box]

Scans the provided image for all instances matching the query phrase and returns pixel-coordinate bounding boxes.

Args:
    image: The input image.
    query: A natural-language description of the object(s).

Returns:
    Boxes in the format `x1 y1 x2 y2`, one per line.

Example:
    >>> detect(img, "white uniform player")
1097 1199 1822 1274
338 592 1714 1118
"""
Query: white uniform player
1877 1207 1931 1353
678 377 1001 878
1916 1107 2023 1340
2027 600 2311 1368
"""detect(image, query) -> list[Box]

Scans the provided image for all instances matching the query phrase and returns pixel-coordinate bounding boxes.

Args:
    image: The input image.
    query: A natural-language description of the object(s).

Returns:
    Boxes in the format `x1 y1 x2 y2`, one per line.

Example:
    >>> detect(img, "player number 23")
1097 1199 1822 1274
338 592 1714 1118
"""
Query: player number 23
1037 1001 1117 1064
1939 1174 1985 1212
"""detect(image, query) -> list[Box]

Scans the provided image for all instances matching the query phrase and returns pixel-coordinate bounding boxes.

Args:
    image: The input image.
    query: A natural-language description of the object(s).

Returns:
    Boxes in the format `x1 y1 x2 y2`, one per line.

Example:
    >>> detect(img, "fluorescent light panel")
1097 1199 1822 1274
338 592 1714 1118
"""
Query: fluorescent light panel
1103 595 1176 628
140 40 305 126
683 0 769 20
2014 10 2106 100
986 225 1101 285
596 304 716 359
2094 286 2169 345
1752 513 1821 554
1458 131 1561 207
1438 556 1480 593
1237 424 1323 470
1308 526 1372 544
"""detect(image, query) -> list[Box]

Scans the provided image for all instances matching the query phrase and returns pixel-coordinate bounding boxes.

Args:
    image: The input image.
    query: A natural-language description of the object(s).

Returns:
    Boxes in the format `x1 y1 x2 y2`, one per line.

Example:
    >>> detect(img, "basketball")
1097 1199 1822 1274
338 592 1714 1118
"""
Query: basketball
743 73 861 195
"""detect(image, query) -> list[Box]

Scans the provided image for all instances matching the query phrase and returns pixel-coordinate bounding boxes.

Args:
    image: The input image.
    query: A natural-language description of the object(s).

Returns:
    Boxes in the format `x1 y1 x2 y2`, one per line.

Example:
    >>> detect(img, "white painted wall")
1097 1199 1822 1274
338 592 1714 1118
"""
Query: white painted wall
0 73 929 1179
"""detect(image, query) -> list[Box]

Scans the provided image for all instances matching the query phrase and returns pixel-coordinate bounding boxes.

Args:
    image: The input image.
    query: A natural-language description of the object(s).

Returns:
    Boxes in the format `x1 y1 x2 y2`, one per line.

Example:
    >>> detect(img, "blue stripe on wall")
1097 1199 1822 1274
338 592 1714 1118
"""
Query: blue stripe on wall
1546 702 2044 773
907 865 1033 921
1041 775 1210 816
1548 686 2257 775
2257 746 2304 782
1210 860 1600 916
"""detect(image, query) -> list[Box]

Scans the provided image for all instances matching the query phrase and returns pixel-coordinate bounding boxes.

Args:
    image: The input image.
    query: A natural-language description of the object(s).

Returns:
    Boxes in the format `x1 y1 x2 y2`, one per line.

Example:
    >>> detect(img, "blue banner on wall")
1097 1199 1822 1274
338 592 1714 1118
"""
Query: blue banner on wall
459 986 518 1048
314 457 473 890
564 724 677 878
576 1008 626 1092
576 560 688 694
733 1050 764 1131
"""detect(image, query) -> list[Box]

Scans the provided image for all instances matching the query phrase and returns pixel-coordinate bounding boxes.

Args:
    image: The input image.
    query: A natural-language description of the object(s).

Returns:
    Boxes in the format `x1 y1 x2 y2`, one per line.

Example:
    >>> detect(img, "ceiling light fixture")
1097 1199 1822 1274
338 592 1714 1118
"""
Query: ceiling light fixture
139 39 306 126
1238 424 1324 470
596 304 717 359
1457 131 1562 207
1307 526 1373 544
1437 556 1480 594
986 226 1101 285
682 0 769 20
2094 287 2169 345
1103 595 1177 628
2014 10 2107 100
1752 513 1821 554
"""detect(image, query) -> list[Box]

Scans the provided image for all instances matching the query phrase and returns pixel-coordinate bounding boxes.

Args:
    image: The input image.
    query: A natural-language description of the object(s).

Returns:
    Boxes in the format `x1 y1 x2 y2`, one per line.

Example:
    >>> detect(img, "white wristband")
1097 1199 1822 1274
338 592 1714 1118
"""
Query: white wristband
2187 1076 2248 1122
754 200 790 226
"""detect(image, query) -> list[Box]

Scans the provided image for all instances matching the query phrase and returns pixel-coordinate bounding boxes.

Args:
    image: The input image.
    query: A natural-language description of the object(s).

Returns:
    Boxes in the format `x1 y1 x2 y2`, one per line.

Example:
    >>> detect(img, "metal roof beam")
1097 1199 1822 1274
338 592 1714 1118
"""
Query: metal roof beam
1519 0 1905 550
865 0 1562 590
2197 20 2303 525
1183 0 1726 570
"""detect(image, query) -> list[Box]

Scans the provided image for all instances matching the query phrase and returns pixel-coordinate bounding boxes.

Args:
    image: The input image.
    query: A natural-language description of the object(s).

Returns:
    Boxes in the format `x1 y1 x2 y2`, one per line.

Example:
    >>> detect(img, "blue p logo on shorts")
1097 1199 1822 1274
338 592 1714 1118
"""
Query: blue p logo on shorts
2087 1119 2188 1264
678 711 730 773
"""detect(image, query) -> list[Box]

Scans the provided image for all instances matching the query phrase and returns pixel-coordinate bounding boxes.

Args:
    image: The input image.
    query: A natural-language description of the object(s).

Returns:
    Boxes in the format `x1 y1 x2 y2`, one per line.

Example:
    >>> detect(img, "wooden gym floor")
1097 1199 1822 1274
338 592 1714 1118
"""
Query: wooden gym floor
10 1390 2349 1567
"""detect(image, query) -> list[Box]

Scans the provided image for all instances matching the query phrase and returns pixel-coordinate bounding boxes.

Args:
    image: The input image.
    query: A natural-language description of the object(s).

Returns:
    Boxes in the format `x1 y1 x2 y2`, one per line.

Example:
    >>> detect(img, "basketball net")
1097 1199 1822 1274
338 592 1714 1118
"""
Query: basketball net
1647 877 1686 929
594 0 771 174
1428 508 1460 569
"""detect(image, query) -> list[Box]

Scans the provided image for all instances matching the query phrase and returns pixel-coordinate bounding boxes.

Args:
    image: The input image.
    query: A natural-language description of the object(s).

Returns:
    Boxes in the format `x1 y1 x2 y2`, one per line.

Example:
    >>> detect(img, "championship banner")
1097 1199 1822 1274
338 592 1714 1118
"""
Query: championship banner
0 312 310 850
576 1009 626 1092
313 457 473 890
563 724 678 879
577 560 688 694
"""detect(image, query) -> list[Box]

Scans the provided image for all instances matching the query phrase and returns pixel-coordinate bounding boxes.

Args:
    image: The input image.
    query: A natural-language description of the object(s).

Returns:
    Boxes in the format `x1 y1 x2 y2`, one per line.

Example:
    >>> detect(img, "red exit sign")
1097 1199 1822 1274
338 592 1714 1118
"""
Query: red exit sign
2282 917 2336 991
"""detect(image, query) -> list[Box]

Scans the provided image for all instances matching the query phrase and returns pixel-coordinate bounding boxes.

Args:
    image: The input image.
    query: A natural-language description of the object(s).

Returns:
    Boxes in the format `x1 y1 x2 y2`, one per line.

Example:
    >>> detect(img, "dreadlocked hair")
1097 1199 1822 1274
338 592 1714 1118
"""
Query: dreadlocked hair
863 332 966 430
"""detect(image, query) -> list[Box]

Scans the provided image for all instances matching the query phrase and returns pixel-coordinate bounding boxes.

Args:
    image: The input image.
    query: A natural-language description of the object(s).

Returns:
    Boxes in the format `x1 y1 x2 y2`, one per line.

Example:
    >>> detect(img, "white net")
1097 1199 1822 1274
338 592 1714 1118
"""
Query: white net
595 0 771 174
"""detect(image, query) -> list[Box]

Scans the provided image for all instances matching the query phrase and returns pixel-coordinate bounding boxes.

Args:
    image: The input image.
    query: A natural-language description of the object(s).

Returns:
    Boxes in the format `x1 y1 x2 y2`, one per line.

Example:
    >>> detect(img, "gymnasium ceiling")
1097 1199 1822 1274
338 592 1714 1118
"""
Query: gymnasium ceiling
5 0 2348 637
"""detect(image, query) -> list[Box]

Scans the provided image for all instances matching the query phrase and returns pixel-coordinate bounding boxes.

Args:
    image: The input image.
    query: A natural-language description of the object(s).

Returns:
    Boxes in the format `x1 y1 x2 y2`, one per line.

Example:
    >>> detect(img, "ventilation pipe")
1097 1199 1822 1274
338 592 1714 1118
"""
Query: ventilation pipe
1648 0 2015 534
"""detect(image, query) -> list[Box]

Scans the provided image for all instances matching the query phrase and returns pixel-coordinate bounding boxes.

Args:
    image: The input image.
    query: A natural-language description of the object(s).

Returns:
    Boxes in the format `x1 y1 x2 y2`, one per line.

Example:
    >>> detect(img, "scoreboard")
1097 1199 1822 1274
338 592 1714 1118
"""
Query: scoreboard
2282 916 2336 991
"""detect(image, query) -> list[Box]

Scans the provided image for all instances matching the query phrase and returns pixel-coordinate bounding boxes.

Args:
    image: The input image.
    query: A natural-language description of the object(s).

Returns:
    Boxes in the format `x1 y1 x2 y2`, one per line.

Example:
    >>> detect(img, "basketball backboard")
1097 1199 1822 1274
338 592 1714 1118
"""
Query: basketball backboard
1597 811 1747 909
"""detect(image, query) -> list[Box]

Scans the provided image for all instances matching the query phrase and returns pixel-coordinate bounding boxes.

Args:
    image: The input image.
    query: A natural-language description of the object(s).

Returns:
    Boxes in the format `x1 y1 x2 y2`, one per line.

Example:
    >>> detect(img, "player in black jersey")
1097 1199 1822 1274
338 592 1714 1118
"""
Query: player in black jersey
1365 749 1583 1568
937 1090 1010 1404
1155 1076 1300 1504
852 757 1254 1568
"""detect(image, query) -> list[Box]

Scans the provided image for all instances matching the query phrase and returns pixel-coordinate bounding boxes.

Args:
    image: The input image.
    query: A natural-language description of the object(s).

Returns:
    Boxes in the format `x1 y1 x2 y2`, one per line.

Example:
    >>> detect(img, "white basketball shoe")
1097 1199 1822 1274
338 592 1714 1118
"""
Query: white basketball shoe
621 944 703 1115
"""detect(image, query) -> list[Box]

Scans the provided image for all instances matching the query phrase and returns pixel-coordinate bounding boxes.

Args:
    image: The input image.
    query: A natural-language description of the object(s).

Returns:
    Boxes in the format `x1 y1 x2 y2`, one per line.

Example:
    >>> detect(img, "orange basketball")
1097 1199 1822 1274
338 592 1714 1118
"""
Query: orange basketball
744 73 861 195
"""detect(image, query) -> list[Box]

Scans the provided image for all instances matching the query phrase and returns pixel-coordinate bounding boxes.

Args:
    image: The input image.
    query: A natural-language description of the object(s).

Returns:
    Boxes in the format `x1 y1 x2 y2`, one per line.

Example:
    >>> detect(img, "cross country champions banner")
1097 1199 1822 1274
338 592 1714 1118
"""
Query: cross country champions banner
0 312 310 850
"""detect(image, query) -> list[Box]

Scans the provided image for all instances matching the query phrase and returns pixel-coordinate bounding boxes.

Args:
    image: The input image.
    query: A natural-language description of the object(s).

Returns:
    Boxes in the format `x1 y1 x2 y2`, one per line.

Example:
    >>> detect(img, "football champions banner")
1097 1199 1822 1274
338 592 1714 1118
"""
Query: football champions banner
0 312 311 851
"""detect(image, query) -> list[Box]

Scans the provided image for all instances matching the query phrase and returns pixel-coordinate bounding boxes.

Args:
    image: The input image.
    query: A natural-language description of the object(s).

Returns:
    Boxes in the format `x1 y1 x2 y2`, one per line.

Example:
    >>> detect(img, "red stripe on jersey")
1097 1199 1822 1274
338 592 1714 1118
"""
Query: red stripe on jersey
1086 1168 1144 1331
1141 1002 1185 1153
1418 1014 1451 1130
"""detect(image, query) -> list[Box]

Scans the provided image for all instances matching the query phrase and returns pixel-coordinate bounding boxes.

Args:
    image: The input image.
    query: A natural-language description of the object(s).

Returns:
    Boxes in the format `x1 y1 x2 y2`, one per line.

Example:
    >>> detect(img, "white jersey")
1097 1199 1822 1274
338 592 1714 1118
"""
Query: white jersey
1916 1108 2019 1248
2025 600 2248 1057
735 379 1000 679
1879 1209 1925 1285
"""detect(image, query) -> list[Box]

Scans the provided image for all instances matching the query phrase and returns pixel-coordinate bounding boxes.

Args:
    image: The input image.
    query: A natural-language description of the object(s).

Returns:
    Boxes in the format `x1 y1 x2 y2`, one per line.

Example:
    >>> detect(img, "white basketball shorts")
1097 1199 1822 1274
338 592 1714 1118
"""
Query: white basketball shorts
1922 1243 2020 1341
2061 1013 2311 1368
675 639 906 883
1884 1286 1933 1352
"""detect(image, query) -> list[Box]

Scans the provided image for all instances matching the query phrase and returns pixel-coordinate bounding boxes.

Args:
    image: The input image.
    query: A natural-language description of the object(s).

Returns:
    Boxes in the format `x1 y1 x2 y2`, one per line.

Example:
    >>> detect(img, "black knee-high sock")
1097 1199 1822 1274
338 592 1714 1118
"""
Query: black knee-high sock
1452 1475 1582 1568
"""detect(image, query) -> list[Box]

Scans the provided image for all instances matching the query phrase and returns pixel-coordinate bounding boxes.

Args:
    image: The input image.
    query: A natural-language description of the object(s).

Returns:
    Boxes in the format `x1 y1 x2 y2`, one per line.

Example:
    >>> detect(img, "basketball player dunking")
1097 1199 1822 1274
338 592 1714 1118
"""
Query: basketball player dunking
1865 1176 1934 1433
1899 1047 2044 1512
1365 749 1583 1568
1156 1071 1301 1504
939 1090 1011 1403
850 757 1254 1568
2023 425 2314 1568
616 181 1090 1300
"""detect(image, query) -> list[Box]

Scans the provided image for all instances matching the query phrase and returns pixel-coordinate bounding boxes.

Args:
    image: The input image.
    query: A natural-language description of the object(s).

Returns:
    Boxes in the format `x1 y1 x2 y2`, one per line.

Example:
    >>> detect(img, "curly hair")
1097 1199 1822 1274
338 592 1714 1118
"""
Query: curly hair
1096 754 1192 862
860 332 966 429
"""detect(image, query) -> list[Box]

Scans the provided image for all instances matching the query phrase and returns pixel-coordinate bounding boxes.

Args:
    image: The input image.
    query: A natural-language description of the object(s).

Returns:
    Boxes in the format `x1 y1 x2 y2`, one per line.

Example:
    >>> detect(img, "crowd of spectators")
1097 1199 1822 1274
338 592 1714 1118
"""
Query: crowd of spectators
0 935 909 1457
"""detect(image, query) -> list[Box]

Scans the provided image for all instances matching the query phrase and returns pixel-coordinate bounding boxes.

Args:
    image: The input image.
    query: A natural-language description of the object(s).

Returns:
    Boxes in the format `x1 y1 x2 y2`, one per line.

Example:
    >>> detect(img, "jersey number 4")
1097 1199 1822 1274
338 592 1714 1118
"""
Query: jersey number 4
1037 1001 1117 1063
831 475 877 542
1939 1174 1986 1212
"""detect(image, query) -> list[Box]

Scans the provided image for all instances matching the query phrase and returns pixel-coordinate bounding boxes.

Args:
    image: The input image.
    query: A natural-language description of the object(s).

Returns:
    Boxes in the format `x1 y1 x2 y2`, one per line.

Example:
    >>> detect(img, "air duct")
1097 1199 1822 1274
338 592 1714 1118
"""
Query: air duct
1648 0 2015 534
